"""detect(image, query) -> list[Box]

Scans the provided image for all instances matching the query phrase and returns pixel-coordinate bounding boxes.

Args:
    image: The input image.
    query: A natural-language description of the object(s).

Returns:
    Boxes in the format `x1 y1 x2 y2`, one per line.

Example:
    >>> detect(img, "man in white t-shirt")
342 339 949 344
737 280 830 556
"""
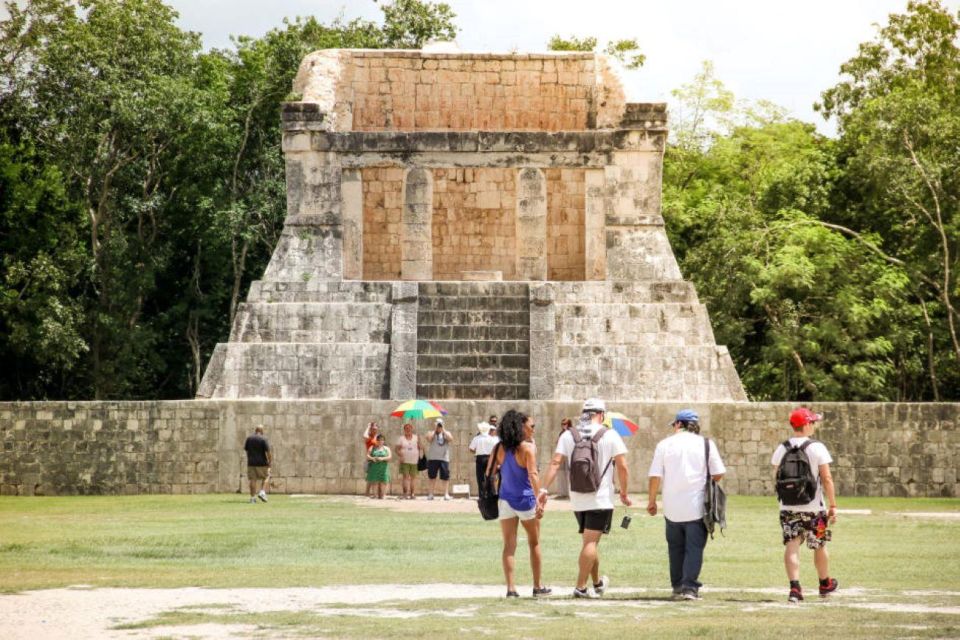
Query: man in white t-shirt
469 419 500 491
540 398 631 599
647 409 725 601
394 423 422 500
771 407 839 604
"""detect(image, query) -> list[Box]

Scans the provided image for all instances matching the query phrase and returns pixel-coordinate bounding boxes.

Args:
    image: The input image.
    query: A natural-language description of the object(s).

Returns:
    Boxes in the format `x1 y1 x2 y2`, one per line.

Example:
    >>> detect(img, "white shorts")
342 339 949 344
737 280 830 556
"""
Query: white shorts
498 499 537 521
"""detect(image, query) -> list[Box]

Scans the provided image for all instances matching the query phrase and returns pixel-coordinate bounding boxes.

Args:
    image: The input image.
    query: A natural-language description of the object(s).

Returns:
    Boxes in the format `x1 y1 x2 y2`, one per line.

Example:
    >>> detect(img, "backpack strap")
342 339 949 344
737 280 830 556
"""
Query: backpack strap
704 437 711 481
570 428 583 443
595 427 615 482
485 442 501 478
797 439 824 509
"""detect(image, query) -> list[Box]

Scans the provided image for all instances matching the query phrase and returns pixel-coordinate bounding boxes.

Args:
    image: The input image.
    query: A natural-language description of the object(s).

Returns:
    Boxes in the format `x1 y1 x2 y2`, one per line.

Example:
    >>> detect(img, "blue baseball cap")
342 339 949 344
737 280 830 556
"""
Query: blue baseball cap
670 409 699 425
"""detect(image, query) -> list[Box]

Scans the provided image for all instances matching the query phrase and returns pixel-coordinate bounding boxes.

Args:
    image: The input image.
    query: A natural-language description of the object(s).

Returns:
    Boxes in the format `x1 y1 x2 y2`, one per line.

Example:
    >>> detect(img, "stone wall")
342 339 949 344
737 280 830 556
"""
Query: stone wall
432 168 517 280
2 401 957 499
545 168 586 281
361 167 403 280
292 51 623 133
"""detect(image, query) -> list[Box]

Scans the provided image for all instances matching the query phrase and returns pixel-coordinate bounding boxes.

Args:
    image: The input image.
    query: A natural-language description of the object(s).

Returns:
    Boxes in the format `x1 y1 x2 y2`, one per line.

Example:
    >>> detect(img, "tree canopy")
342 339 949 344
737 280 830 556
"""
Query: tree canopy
0 0 956 401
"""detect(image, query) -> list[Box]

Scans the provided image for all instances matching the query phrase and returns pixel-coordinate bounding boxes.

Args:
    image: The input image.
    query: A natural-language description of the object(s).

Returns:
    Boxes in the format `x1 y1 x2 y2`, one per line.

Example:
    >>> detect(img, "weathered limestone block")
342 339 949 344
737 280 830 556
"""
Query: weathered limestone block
529 283 556 399
341 169 363 280
291 50 353 131
390 281 419 400
401 168 433 281
516 168 547 281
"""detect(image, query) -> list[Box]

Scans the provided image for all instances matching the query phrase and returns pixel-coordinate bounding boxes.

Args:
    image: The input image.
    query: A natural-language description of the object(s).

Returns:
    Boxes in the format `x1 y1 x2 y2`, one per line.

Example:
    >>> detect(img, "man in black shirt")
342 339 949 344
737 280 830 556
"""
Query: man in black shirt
244 426 272 503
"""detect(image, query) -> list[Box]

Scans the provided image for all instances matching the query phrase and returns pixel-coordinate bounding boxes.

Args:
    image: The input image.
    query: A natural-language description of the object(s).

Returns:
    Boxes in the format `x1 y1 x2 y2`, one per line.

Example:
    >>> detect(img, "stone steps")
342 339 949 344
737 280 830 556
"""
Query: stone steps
417 339 528 355
416 282 531 400
417 383 530 401
418 295 529 311
418 325 530 341
418 309 529 326
232 302 391 343
419 282 531 297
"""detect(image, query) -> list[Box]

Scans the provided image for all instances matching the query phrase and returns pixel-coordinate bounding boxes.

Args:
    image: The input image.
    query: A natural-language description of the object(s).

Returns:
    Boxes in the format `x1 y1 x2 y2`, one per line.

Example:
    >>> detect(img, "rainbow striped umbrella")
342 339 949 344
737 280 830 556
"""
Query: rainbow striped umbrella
603 411 640 437
391 399 448 421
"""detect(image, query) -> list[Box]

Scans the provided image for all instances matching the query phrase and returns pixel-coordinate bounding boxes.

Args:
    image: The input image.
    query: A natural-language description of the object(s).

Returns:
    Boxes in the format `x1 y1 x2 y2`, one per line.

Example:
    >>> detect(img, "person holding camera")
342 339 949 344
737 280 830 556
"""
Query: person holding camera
487 410 551 598
647 409 726 601
426 418 453 500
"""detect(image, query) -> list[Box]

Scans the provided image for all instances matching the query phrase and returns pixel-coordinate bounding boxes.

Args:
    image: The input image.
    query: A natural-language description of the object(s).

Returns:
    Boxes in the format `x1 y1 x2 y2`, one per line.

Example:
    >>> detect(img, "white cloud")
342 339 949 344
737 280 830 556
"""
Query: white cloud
154 0 960 135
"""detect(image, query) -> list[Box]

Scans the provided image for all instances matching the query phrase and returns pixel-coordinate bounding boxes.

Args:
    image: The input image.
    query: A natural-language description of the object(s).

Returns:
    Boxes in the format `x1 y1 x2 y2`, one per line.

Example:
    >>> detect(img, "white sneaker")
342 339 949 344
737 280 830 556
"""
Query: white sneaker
594 575 609 596
443 494 451 501
427 494 434 500
258 490 268 503
572 587 599 599
249 497 257 504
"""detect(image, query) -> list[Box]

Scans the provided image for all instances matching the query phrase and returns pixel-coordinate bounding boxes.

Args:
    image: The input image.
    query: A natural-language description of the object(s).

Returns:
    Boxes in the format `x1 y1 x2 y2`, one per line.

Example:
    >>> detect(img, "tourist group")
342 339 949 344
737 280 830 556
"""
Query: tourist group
243 400 839 604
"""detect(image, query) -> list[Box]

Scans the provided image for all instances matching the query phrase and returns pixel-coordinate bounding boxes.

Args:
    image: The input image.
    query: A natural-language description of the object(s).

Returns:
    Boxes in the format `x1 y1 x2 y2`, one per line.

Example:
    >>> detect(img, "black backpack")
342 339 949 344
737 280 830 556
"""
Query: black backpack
775 439 819 506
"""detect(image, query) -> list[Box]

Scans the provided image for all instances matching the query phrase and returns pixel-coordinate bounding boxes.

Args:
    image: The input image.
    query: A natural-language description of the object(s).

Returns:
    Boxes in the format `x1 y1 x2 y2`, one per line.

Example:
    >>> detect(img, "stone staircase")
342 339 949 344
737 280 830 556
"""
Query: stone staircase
416 282 531 400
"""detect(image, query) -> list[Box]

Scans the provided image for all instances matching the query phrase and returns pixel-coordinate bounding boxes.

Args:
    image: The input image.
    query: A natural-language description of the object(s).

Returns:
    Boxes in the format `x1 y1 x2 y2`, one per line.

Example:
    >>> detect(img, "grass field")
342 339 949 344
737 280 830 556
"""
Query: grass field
1 494 959 638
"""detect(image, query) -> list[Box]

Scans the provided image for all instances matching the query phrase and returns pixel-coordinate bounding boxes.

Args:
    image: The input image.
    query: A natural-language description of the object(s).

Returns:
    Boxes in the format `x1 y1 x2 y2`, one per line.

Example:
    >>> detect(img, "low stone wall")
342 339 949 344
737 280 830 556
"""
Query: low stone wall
1 401 957 498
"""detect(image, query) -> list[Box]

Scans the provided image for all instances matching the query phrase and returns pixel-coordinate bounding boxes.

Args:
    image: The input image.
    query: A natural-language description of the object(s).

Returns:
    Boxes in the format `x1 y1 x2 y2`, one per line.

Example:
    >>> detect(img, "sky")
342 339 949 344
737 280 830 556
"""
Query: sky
30 1 960 135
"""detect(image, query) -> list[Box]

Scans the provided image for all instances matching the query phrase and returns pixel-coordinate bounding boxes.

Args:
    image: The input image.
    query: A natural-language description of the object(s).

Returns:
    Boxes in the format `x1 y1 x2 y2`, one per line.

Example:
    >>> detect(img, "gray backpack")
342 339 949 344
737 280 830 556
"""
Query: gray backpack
569 427 611 493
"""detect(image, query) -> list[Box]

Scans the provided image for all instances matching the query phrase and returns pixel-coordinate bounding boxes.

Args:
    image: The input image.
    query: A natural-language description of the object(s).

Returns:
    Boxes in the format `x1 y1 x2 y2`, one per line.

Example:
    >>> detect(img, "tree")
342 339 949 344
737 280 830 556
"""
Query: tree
0 0 463 400
663 67 920 401
817 0 960 399
378 0 458 47
547 35 645 69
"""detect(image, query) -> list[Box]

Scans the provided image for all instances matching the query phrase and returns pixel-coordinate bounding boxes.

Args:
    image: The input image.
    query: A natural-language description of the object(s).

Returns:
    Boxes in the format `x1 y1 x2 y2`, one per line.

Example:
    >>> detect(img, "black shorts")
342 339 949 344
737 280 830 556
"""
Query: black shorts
427 459 450 480
575 509 613 534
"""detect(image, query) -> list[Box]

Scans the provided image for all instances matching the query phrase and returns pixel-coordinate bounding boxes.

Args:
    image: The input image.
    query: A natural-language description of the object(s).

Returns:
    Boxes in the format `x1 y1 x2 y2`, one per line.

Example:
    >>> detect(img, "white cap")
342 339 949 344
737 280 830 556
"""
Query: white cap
436 418 444 425
582 397 606 413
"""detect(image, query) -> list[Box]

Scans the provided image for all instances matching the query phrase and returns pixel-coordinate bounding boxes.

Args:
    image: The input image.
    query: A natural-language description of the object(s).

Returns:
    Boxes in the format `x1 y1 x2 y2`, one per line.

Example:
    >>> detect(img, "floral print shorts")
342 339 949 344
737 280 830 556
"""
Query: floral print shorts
780 510 832 549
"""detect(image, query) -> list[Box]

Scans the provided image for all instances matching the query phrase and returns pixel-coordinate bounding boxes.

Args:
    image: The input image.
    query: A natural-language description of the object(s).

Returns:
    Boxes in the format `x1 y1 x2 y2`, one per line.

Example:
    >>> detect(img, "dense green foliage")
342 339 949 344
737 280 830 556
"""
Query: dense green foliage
0 0 457 399
664 1 960 401
0 0 956 401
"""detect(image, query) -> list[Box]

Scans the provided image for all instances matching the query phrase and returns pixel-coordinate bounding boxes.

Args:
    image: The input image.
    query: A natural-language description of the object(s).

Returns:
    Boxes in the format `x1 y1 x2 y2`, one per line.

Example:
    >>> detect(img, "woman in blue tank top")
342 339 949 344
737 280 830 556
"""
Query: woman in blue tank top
487 409 551 598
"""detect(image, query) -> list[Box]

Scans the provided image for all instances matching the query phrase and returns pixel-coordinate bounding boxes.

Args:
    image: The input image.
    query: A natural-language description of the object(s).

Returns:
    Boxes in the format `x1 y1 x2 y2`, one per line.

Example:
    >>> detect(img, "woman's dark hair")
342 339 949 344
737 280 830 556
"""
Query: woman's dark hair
498 409 528 451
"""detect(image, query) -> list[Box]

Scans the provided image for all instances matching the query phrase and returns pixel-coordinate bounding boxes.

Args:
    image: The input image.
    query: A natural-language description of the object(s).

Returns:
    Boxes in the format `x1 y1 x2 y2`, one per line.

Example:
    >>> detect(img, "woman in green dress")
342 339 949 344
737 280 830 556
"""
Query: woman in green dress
366 434 392 499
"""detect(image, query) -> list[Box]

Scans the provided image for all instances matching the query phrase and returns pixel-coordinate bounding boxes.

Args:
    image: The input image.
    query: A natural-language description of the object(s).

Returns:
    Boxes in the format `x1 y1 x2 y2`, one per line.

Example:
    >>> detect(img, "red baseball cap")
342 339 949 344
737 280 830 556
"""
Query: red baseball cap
789 407 823 428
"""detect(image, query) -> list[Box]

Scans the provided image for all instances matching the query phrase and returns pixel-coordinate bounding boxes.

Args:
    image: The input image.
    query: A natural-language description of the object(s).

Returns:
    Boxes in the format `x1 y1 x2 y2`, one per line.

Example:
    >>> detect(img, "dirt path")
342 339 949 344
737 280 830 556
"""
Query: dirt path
3 584 959 640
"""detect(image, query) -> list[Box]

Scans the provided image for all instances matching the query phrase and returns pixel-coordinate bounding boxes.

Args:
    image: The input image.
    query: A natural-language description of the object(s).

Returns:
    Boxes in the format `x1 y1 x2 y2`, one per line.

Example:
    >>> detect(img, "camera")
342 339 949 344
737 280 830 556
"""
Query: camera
620 515 632 529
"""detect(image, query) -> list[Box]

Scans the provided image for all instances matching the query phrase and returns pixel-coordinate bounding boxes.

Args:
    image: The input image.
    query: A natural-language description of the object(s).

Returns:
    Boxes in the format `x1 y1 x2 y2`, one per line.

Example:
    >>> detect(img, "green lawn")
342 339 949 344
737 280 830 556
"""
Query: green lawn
1 494 958 638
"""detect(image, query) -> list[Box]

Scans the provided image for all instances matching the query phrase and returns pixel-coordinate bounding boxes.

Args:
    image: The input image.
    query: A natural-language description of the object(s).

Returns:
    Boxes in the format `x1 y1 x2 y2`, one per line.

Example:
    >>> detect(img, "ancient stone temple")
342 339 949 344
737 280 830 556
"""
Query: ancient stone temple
197 49 747 403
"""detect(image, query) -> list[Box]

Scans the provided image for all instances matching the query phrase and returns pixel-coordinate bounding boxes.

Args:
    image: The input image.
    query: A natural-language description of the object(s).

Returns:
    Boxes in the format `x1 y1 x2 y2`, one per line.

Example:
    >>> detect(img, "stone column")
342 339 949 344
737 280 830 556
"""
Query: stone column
401 168 433 281
584 169 606 280
603 129 682 281
389 282 419 399
528 283 557 399
341 168 363 280
264 138 344 281
516 168 547 281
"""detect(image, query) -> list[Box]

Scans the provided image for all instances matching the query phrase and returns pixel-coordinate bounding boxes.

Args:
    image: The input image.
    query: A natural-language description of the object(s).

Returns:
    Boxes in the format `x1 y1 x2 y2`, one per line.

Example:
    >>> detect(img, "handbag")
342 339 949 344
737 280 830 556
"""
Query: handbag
417 453 427 472
477 443 500 521
703 437 727 539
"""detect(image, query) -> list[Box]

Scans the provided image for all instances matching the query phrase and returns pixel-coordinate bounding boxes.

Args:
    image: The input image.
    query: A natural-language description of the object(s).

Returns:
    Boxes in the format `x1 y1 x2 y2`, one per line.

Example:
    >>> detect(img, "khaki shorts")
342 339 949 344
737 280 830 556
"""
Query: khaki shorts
399 462 419 477
248 466 269 480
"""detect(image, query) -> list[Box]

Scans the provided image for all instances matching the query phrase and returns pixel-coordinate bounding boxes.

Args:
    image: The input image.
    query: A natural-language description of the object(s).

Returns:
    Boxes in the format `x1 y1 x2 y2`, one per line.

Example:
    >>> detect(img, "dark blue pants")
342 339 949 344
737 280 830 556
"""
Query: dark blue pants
665 518 708 591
